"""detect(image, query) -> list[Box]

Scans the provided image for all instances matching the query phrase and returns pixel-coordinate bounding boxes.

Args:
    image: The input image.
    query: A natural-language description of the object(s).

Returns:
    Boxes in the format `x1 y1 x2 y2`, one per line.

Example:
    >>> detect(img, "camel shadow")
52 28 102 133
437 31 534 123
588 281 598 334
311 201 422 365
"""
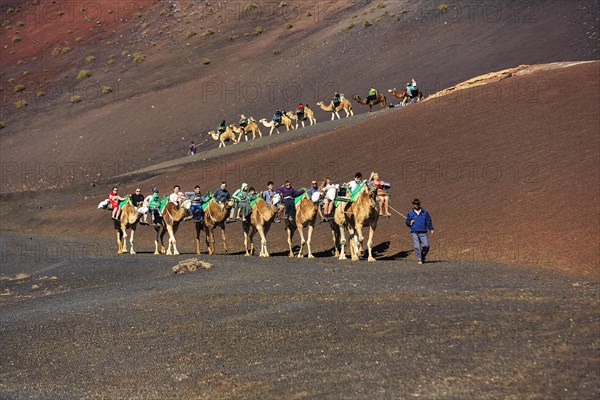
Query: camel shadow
371 241 410 260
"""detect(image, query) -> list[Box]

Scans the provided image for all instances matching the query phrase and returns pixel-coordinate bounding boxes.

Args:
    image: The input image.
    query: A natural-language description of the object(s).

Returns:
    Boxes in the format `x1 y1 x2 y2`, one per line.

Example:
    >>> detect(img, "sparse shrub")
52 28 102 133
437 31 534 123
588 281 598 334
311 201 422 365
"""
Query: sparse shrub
16 20 24 26
76 69 91 80
132 52 145 63
306 10 312 17
201 28 214 36
50 47 60 56
364 19 372 27
2 20 10 27
8 78 15 83
160 9 167 15
108 9 114 14
279 1 287 7
201 57 211 65
75 36 83 42
284 23 292 29
60 47 70 54
13 84 25 93
16 59 24 65
84 16 92 22
0 120 4 129
106 58 115 65
22 70 29 76
70 96 82 103
401 9 409 14
244 2 258 12
352 15 358 19
121 50 128 58
133 11 142 19
36 91 45 97
229 34 239 40
6 7 16 14
11 36 21 43
244 32 251 37
57 10 64 16
15 99 28 109
375 17 381 23
101 86 112 94
85 55 95 62
253 26 264 35
439 3 448 13
186 30 197 38
345 23 355 30
272 48 281 54
376 1 386 8
140 22 149 29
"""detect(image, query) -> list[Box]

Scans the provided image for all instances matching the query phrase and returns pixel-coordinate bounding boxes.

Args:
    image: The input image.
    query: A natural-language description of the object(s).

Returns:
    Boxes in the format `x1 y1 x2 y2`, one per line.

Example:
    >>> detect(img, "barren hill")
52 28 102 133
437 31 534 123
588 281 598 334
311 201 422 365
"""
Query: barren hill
1 0 598 187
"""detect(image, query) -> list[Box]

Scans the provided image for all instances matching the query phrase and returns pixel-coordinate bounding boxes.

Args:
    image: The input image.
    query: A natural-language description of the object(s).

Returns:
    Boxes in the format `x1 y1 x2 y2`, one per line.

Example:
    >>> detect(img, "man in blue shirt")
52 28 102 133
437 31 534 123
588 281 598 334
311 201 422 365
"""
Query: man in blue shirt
405 198 434 264
214 182 231 203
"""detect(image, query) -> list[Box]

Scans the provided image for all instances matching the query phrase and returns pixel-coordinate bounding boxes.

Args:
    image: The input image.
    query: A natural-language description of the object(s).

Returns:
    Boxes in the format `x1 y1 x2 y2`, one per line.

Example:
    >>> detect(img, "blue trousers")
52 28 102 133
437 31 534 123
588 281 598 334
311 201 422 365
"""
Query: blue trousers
284 198 295 219
411 232 430 261
191 204 203 221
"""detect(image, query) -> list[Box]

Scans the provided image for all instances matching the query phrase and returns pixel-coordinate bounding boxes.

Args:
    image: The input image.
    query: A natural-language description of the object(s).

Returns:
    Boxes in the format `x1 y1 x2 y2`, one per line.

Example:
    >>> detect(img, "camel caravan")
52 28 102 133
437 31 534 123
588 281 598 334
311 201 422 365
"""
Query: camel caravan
207 80 423 147
99 172 390 262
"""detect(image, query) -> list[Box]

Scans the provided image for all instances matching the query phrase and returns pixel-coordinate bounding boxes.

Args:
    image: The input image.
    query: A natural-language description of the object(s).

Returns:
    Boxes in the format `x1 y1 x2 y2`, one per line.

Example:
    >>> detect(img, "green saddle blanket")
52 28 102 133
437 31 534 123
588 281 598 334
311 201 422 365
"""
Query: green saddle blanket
334 182 364 207
294 192 307 206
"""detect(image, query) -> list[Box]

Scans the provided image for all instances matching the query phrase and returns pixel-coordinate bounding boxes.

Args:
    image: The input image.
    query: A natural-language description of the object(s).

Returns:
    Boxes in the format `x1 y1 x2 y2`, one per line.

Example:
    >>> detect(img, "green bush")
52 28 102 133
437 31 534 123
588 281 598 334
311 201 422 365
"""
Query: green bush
253 26 264 35
364 19 372 27
85 55 95 62
76 70 91 80
0 120 5 129
15 99 28 109
202 28 215 36
36 90 45 97
272 48 281 54
101 86 112 94
11 36 21 43
201 57 211 65
244 2 257 12
186 30 197 38
284 23 293 29
439 3 448 13
13 84 25 93
70 96 82 103
132 52 145 63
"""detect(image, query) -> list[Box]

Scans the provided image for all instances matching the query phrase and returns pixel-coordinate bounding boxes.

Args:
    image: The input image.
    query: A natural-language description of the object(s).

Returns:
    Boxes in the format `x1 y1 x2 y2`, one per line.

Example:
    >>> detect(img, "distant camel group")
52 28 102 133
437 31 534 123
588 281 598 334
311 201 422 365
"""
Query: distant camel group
113 183 380 262
208 88 424 147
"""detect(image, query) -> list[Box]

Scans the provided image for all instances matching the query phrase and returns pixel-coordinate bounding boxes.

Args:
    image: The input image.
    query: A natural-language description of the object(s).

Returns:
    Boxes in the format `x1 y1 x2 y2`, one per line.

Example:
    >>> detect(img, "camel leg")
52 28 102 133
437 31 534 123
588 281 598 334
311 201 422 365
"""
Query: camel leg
297 226 306 258
165 225 174 255
367 225 376 262
154 227 160 255
205 227 215 256
287 227 295 257
160 227 167 254
195 223 202 255
306 224 315 258
220 227 228 255
257 128 263 138
249 226 258 256
244 134 248 142
129 228 136 255
121 226 128 253
338 226 347 260
258 225 269 257
243 224 251 256
116 229 123 254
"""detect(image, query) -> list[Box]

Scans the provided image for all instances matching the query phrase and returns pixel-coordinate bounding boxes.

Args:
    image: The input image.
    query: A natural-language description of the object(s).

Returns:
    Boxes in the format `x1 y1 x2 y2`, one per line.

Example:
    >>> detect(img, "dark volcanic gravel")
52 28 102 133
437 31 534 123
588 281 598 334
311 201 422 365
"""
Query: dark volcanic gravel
0 233 598 399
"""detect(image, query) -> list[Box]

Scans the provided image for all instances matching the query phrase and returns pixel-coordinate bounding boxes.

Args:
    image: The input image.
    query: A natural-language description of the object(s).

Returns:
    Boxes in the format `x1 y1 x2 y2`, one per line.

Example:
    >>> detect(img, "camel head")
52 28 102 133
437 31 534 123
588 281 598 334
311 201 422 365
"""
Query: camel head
352 95 360 100
316 101 323 106
387 88 395 93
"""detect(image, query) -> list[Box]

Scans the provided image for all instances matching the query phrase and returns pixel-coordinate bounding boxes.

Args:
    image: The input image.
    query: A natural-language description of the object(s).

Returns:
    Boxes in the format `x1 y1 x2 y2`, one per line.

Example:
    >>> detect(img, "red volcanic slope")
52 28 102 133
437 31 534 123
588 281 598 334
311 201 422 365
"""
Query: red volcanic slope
2 61 597 275
0 0 598 189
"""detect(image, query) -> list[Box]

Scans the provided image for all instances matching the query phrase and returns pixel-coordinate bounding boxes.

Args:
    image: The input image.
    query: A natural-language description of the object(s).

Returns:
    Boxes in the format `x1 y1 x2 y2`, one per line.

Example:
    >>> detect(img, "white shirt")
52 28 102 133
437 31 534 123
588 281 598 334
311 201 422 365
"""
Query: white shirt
348 180 360 191
169 192 180 204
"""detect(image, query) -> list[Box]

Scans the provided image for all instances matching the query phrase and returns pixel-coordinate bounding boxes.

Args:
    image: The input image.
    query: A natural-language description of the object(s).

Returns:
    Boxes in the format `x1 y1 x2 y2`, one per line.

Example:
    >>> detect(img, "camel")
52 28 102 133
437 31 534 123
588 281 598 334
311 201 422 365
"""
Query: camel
160 201 188 255
115 199 143 254
242 195 280 257
230 120 263 142
203 198 235 255
208 128 238 148
352 93 387 113
285 195 319 258
258 115 294 135
344 184 379 261
388 87 424 105
316 99 354 120
286 108 317 129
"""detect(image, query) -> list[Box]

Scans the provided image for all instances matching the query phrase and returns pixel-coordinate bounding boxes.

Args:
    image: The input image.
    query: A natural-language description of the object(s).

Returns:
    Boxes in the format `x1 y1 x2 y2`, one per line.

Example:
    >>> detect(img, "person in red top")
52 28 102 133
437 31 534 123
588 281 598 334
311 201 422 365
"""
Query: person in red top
368 172 392 217
108 187 125 221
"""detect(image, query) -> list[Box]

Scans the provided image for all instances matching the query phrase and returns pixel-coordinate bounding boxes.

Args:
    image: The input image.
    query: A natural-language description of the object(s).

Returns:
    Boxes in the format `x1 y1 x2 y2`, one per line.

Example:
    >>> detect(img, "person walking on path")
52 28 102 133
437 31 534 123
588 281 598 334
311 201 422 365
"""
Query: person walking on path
405 198 434 264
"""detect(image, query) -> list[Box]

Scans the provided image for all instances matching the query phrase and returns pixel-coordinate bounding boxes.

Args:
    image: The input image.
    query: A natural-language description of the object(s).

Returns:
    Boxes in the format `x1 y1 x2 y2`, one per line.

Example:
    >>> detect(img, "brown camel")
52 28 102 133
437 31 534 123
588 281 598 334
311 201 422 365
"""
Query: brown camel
203 198 235 255
259 116 294 135
208 128 238 148
316 99 354 120
230 120 263 142
242 195 280 257
161 201 188 255
352 93 387 112
286 107 317 129
285 195 319 258
388 87 424 104
115 199 143 254
345 184 379 261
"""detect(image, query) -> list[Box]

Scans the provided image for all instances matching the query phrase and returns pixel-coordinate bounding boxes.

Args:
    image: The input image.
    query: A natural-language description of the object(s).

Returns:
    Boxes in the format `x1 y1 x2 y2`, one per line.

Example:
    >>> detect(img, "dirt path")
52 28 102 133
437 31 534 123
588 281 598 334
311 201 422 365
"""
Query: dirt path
1 233 598 399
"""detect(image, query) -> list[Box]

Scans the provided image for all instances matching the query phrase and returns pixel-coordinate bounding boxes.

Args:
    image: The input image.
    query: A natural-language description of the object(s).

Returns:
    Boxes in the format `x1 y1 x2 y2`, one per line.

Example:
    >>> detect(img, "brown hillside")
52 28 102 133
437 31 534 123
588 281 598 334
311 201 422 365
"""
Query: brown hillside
1 61 598 275
1 0 598 189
